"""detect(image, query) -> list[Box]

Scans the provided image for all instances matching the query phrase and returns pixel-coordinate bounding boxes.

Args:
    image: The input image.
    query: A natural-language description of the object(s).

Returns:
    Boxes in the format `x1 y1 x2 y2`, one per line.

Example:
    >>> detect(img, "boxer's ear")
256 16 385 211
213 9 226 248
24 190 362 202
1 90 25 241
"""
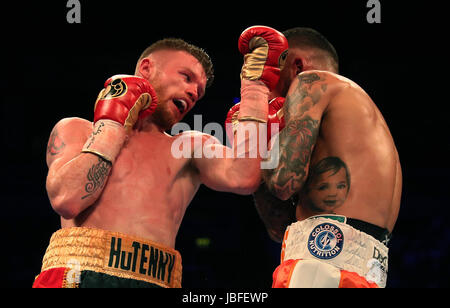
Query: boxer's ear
294 58 303 75
137 57 154 80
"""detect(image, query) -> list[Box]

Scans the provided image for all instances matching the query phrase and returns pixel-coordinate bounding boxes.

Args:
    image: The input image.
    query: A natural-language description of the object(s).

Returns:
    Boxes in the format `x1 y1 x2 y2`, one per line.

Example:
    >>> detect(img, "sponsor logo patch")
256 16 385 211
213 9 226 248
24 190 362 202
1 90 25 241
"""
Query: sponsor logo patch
308 222 344 260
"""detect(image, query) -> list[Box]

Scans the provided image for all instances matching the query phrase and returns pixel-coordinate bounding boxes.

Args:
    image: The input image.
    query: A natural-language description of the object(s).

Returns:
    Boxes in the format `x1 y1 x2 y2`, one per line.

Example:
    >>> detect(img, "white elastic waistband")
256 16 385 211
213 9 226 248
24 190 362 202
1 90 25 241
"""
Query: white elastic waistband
281 215 389 287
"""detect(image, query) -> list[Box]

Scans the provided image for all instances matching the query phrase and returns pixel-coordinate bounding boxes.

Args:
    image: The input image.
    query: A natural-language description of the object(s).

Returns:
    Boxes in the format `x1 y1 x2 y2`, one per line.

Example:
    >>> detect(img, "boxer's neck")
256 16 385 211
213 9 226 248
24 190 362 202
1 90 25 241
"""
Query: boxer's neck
136 118 167 134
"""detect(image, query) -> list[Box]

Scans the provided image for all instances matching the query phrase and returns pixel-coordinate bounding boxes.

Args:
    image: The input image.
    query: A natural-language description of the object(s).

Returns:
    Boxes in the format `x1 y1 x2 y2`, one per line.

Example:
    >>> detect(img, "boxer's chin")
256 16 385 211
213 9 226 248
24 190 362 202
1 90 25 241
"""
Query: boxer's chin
151 104 178 131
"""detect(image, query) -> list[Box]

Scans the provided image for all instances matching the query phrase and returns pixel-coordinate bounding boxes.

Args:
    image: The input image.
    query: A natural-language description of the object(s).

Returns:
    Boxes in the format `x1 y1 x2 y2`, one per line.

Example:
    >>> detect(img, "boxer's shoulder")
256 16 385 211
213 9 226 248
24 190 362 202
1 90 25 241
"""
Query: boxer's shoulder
295 71 370 105
48 117 92 153
53 117 93 134
297 70 358 88
46 118 92 167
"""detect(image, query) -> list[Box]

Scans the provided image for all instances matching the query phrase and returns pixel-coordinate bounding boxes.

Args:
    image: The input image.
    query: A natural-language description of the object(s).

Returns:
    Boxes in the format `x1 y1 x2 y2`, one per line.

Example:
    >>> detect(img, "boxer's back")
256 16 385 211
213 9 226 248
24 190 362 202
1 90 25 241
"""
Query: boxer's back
296 72 402 232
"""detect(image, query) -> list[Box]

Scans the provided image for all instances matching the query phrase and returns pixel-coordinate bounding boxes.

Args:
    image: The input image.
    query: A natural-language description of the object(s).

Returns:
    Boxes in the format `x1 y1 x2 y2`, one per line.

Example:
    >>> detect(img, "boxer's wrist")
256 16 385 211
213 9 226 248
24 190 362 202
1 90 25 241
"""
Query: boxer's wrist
81 120 126 163
238 79 269 122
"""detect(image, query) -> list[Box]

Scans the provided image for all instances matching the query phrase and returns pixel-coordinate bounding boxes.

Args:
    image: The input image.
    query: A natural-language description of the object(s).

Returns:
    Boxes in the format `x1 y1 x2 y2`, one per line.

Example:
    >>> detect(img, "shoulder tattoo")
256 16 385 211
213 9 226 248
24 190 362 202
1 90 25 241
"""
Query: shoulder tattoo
47 128 66 156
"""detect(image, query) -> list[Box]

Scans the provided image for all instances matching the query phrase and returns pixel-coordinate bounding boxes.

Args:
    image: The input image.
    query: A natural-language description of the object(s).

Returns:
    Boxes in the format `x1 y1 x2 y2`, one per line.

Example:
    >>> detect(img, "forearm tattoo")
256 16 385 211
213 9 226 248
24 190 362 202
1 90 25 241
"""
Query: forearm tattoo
266 73 325 198
83 121 105 150
271 116 320 197
81 157 111 200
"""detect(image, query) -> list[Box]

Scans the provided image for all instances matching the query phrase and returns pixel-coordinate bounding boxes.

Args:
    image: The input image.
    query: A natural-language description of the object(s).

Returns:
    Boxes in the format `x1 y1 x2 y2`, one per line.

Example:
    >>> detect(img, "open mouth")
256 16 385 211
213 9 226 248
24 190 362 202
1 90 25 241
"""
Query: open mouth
323 200 337 206
173 99 187 114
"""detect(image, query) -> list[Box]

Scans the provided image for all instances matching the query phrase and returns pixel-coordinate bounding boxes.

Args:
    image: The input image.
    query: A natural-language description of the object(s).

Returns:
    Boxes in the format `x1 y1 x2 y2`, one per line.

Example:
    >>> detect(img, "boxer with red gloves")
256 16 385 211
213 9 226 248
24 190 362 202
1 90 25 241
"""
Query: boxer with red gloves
35 38 209 288
251 27 402 288
34 28 289 288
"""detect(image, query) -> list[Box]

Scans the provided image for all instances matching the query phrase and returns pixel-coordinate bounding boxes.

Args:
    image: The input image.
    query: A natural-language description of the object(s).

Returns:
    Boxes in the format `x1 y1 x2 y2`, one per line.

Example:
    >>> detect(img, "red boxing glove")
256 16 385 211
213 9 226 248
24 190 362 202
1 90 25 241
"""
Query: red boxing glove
239 26 288 91
225 103 241 144
94 75 158 131
225 97 285 144
267 97 285 140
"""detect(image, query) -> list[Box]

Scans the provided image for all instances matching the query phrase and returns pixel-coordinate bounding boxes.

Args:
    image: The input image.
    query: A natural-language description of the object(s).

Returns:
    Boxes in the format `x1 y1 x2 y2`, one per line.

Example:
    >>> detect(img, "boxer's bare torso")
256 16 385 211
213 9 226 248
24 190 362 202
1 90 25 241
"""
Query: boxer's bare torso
44 39 276 250
293 71 401 231
47 119 208 248
259 70 401 241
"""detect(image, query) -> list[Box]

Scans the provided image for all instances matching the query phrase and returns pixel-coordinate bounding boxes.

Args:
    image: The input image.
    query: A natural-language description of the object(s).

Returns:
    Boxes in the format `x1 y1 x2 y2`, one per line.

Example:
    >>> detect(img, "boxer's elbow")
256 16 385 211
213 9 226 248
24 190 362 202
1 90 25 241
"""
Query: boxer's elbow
273 190 292 201
265 180 291 201
237 179 260 195
267 228 283 243
50 195 79 219
46 179 82 219
227 170 260 195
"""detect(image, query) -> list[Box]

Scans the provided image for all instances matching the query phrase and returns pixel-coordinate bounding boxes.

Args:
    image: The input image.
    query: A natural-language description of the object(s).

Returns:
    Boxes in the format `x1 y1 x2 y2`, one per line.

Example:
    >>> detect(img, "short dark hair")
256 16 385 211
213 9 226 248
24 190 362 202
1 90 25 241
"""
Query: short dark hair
307 156 350 192
137 38 214 88
283 27 339 73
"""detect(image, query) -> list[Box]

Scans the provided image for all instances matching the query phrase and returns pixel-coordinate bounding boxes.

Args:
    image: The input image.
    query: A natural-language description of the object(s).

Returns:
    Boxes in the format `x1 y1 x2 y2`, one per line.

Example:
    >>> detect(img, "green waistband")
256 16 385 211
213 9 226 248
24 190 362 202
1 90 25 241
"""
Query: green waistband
309 214 346 223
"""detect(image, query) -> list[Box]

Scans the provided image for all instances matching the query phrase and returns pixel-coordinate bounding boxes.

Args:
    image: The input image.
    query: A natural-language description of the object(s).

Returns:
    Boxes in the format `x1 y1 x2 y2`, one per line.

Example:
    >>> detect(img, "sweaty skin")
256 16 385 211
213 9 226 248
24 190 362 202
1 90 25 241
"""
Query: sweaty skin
257 70 402 242
46 50 263 248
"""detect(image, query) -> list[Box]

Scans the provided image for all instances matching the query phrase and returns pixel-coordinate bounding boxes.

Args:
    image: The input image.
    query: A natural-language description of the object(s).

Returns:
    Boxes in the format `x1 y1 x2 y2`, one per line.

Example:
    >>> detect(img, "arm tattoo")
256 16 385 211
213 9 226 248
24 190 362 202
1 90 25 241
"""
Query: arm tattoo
297 73 320 84
285 73 326 118
47 129 66 156
270 116 319 197
84 121 105 150
81 157 112 200
265 73 324 198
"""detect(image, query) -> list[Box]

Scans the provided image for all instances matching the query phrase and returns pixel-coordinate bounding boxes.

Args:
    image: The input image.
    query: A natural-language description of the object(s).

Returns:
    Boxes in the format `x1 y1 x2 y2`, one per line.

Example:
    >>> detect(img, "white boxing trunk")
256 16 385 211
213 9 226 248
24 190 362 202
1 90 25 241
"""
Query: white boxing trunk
274 215 389 288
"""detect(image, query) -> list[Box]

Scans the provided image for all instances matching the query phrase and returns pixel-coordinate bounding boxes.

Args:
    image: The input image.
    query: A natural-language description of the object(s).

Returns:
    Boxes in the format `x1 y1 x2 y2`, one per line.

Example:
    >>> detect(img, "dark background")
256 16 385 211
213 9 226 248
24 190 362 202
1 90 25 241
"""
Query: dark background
1 1 448 288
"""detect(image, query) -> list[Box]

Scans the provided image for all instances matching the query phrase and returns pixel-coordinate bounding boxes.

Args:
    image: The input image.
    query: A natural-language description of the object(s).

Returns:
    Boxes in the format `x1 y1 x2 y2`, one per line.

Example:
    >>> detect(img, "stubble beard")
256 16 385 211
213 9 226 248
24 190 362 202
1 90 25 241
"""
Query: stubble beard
147 79 179 131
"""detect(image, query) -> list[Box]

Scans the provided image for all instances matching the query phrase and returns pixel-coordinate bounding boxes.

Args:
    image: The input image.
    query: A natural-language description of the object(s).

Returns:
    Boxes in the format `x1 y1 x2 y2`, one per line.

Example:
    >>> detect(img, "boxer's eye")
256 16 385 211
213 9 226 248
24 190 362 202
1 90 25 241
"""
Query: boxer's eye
181 73 191 82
